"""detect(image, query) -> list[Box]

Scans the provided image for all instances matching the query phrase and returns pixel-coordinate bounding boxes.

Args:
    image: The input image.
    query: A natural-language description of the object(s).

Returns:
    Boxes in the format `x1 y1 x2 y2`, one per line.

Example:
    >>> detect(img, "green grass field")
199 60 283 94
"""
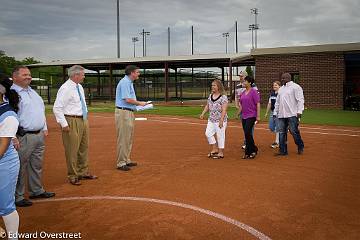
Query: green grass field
47 103 360 127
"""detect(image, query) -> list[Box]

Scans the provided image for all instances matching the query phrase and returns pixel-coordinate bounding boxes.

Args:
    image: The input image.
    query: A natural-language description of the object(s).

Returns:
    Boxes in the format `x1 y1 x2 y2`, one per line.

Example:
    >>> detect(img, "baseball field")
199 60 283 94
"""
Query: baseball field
10 106 360 240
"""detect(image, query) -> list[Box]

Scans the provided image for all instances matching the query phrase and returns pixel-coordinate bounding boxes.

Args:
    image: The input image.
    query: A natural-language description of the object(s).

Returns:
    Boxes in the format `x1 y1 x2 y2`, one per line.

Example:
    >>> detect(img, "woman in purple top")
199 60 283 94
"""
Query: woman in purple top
200 80 228 159
239 76 260 159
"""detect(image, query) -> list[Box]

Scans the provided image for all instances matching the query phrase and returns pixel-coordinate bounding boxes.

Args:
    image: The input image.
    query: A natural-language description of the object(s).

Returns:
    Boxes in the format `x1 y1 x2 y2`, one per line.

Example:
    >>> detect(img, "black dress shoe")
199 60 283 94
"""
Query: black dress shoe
30 192 56 199
117 165 131 171
274 152 288 157
298 148 304 155
15 199 33 207
126 162 137 167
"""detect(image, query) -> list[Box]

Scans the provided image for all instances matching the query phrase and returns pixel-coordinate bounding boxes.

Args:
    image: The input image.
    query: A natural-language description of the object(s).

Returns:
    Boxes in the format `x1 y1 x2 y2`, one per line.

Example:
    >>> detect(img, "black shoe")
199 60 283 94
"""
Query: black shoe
117 165 131 171
15 199 33 207
274 152 288 157
30 191 56 199
126 162 138 167
298 148 304 155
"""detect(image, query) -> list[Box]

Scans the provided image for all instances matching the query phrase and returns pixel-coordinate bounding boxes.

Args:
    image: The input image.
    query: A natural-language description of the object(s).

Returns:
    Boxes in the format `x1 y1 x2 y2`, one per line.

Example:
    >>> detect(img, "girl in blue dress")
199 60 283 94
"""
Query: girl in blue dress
0 77 20 240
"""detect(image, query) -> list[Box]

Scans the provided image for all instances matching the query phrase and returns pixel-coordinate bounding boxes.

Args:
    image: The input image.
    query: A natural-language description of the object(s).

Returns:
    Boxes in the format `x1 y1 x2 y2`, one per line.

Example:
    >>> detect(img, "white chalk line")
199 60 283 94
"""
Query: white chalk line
35 196 271 240
146 119 360 137
92 115 360 133
91 115 359 137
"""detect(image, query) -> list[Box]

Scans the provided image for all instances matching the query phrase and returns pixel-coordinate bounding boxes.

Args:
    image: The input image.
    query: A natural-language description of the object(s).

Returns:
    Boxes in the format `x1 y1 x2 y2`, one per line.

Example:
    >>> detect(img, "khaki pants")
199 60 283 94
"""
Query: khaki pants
115 109 134 167
62 117 89 180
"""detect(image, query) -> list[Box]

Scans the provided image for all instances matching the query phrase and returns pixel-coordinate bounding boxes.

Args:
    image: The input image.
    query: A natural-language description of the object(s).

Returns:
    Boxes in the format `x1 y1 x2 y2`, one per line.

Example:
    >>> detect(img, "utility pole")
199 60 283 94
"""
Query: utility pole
116 0 120 58
191 25 194 55
132 37 139 57
168 27 171 56
222 32 229 54
235 21 238 53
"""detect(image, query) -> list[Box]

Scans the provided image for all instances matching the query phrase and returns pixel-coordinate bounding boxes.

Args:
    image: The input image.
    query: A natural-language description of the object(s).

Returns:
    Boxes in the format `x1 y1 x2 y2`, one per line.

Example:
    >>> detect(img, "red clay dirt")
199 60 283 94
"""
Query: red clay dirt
6 113 360 240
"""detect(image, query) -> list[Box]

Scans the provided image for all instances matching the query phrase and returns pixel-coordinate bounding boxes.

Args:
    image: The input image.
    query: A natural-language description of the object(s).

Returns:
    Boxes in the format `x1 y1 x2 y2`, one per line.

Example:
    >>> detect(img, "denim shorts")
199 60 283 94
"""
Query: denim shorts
269 111 278 132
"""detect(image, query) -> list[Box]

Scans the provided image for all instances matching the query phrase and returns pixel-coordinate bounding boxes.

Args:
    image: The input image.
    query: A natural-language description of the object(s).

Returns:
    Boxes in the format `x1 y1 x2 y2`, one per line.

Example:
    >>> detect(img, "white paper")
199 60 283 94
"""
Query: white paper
136 103 154 112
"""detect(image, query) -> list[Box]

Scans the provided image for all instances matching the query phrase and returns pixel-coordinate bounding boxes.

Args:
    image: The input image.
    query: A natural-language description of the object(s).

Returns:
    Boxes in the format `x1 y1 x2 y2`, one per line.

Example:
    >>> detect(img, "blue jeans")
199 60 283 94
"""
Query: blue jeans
278 116 304 154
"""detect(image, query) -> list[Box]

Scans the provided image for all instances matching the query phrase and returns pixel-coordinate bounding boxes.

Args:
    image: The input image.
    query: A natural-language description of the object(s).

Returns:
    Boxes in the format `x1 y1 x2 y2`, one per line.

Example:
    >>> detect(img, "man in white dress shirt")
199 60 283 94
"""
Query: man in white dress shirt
53 65 97 185
273 73 305 156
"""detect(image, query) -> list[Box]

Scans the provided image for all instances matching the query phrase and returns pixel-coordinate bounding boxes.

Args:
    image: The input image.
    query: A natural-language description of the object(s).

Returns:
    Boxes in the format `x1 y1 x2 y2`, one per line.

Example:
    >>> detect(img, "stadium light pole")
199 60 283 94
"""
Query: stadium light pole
132 37 139 57
116 0 120 58
250 8 259 48
222 32 229 54
248 24 258 49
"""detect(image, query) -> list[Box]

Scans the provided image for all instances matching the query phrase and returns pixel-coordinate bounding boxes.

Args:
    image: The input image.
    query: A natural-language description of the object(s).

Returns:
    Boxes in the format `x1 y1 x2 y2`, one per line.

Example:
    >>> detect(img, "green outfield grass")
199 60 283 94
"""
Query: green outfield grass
46 104 360 127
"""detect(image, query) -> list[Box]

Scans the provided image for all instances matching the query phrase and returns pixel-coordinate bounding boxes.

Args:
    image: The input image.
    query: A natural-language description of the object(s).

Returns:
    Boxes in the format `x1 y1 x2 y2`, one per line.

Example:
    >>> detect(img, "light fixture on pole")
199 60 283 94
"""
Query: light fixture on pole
132 37 139 57
139 30 150 57
222 32 229 54
248 24 259 49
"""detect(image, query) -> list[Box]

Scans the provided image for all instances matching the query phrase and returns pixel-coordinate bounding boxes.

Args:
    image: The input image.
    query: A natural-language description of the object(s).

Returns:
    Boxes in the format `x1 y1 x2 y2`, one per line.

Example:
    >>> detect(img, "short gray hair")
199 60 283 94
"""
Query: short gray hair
68 65 85 78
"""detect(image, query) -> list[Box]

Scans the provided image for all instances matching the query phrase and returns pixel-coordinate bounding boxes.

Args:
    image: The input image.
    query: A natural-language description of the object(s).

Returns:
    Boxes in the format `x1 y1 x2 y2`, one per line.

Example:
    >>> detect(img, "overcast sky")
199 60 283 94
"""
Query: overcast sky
1 0 359 62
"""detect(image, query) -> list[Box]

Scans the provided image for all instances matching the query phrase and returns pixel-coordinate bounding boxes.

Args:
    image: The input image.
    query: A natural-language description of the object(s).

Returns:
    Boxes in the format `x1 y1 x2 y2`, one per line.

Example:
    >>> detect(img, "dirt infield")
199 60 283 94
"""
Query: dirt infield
11 113 360 239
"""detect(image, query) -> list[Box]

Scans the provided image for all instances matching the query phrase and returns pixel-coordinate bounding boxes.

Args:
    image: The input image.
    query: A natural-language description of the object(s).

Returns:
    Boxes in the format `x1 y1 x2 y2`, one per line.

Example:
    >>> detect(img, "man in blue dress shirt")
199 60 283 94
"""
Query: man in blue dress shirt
11 66 55 207
115 65 148 171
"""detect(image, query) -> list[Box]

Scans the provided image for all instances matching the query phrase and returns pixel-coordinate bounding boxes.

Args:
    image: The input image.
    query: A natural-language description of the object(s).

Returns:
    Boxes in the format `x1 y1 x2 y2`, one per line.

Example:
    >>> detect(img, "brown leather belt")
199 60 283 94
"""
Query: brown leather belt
64 114 83 118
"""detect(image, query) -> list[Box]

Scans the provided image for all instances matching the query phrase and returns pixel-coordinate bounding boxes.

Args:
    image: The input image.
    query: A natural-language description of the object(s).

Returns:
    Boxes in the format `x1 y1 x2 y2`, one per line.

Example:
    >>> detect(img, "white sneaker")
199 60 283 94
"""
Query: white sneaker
270 143 279 149
242 144 246 149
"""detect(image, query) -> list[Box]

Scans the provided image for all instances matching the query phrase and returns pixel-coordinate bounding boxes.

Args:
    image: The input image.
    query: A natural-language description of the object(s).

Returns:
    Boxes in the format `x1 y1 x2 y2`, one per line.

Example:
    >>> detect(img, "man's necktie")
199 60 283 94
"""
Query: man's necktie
76 84 88 120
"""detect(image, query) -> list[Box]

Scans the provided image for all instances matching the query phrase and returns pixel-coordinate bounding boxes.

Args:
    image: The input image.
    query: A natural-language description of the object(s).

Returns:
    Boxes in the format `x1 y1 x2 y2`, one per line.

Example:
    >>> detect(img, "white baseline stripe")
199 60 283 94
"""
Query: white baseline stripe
148 119 360 137
91 115 359 137
148 116 360 133
36 196 271 240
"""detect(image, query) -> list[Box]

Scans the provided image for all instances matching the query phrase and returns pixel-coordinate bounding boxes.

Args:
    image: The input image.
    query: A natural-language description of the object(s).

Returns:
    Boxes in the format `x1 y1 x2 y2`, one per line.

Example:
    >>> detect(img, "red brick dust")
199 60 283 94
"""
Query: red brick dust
14 113 360 240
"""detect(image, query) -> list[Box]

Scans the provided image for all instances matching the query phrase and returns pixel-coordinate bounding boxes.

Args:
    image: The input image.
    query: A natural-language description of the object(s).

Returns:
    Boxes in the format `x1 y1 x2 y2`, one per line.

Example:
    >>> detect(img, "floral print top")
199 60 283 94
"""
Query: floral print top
207 94 228 123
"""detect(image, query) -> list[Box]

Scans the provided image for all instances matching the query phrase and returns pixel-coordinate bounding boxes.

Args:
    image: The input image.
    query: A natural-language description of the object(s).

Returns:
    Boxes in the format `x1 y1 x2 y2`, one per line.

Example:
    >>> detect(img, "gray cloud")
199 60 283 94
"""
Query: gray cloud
0 0 359 61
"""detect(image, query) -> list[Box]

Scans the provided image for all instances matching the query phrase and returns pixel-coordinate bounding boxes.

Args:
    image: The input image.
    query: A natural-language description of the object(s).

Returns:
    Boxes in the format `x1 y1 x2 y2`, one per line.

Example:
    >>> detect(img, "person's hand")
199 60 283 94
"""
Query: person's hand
297 113 302 119
12 138 20 150
199 113 204 120
62 126 70 132
219 119 224 128
256 115 260 122
139 101 147 106
43 130 49 137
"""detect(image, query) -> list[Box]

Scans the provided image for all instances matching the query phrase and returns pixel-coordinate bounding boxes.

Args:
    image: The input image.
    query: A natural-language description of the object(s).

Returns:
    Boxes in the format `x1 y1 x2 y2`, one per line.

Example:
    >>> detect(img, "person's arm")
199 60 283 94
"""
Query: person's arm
125 98 147 106
295 86 304 118
256 102 261 122
200 103 209 119
0 137 11 158
273 93 280 117
254 90 261 122
219 102 228 128
53 87 70 131
234 92 239 109
265 97 271 118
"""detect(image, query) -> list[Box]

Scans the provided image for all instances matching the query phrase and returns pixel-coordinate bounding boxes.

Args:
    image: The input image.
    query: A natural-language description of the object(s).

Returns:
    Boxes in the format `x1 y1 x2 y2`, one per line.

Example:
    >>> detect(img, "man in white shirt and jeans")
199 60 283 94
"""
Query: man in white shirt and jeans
273 73 304 156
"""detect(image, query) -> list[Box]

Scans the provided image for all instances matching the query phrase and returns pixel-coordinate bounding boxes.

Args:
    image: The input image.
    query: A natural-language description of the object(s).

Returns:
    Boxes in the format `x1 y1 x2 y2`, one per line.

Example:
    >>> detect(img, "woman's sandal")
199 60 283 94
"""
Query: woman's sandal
212 154 224 159
207 152 218 158
249 152 257 159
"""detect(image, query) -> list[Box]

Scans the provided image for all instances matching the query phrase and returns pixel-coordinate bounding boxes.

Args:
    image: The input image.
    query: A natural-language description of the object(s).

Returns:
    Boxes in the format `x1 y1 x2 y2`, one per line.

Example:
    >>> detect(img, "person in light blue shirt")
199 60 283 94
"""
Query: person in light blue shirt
10 66 55 207
115 75 137 111
115 65 148 171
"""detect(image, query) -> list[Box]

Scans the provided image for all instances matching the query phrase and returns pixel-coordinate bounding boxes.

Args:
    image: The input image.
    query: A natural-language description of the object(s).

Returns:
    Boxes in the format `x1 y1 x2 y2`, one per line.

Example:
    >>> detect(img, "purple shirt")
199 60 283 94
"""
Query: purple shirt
240 88 260 119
